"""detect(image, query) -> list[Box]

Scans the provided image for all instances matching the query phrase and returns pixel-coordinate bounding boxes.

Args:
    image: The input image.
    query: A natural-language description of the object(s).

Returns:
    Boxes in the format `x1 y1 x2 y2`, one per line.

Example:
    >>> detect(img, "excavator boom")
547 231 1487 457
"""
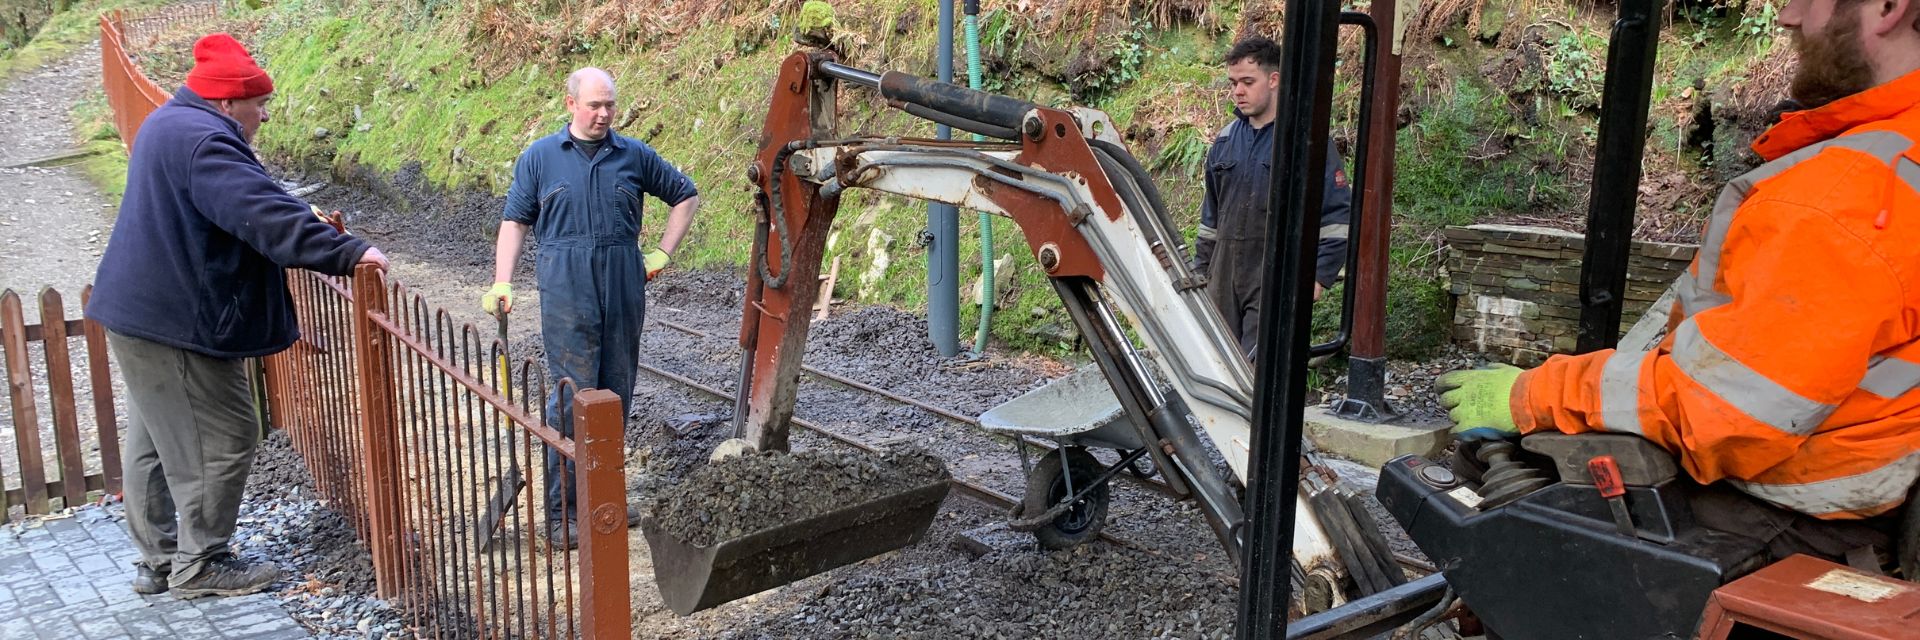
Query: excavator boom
723 51 1368 608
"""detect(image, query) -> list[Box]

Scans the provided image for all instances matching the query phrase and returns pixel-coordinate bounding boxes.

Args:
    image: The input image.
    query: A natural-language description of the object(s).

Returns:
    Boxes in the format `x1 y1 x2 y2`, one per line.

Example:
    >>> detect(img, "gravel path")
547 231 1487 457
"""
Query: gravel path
0 45 125 519
0 43 114 309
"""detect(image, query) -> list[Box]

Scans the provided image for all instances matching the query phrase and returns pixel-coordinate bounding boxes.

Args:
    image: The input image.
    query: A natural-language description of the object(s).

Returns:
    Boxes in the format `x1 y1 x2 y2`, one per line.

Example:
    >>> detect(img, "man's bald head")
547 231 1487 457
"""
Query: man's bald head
567 67 616 99
565 67 617 140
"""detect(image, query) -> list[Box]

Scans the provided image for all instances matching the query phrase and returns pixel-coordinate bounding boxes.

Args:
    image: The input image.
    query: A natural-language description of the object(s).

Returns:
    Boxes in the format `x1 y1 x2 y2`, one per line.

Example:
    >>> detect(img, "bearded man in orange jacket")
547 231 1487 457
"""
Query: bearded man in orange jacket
1439 0 1920 554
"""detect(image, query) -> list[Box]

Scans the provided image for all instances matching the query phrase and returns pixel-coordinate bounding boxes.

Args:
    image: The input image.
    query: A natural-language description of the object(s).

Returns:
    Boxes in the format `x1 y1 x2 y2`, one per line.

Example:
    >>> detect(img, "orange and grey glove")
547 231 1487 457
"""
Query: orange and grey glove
1435 364 1524 441
481 282 513 316
644 248 670 281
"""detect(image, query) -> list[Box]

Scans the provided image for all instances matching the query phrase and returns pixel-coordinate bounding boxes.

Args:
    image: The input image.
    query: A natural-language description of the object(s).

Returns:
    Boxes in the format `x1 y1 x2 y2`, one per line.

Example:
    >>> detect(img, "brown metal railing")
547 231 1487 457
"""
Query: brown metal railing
263 272 372 537
0 287 122 517
98 9 173 151
265 265 631 638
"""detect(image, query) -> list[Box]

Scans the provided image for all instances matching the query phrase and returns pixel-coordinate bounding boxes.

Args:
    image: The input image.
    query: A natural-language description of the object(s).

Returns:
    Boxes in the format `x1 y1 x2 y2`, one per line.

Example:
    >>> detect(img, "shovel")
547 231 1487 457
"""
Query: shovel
479 308 528 552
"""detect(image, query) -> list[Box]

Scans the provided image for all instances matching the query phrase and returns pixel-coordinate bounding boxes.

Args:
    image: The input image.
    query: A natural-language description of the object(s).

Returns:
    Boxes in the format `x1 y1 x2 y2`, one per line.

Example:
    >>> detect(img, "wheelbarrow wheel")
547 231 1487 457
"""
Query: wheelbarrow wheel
1022 447 1110 550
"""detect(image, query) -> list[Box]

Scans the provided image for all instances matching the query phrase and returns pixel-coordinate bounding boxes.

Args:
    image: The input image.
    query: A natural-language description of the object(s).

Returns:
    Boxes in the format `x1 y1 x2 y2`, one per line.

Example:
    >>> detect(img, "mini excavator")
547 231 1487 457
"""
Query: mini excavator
649 0 1920 635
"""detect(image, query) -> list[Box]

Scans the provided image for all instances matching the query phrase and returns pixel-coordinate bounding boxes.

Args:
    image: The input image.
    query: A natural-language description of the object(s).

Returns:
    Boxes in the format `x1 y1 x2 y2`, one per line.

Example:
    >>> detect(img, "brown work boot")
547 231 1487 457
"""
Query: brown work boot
172 553 280 599
130 562 169 595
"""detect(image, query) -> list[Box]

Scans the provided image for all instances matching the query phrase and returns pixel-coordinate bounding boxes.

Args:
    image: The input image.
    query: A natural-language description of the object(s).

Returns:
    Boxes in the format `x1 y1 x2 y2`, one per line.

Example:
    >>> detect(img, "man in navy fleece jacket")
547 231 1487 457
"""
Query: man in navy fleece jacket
86 33 388 599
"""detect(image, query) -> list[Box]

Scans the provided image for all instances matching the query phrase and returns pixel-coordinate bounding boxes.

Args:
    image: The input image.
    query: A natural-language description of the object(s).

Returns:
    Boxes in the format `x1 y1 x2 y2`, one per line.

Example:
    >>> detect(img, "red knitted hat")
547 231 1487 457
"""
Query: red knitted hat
185 34 274 100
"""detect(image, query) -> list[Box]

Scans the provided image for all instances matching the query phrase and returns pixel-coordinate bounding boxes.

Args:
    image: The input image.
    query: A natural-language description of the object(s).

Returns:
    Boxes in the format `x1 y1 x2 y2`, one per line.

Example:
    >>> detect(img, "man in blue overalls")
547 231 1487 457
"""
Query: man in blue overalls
482 67 700 548
1192 36 1352 360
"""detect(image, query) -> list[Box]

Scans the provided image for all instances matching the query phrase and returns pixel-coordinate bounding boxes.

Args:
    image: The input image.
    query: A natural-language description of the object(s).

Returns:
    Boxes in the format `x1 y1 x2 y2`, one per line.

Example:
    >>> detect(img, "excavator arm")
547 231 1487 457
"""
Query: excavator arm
733 50 1354 606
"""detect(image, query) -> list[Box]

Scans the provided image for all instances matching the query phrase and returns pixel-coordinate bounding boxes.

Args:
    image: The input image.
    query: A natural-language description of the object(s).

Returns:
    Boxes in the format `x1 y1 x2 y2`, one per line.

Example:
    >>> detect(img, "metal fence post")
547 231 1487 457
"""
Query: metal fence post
352 264 406 598
572 388 631 638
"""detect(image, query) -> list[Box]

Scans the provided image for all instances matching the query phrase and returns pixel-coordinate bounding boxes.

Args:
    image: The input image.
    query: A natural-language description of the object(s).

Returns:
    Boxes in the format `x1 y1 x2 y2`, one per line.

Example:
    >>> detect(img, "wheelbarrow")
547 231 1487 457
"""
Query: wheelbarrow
640 472 952 615
979 364 1155 549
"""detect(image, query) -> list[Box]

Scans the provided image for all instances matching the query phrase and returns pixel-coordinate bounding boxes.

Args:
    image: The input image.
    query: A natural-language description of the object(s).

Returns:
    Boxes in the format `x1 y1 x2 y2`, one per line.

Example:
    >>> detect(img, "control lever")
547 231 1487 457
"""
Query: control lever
1587 455 1635 537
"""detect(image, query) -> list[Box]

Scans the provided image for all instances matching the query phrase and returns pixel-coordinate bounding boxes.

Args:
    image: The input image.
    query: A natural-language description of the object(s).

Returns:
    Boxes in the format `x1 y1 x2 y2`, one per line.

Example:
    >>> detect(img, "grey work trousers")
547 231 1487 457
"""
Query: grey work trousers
109 331 260 585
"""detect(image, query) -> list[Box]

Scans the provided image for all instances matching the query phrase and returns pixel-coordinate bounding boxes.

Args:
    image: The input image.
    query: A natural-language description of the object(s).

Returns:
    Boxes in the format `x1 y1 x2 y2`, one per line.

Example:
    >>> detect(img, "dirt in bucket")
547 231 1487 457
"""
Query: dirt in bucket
650 448 950 547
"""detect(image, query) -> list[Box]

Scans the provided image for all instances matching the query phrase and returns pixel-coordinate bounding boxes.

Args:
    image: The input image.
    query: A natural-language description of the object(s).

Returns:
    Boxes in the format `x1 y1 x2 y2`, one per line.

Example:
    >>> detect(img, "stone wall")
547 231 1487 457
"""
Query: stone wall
1445 224 1697 366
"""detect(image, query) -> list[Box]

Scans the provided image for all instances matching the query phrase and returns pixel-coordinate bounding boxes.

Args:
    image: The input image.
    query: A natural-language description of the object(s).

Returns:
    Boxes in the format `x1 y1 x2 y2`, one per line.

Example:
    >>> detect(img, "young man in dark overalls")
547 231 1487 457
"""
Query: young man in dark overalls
1192 36 1353 360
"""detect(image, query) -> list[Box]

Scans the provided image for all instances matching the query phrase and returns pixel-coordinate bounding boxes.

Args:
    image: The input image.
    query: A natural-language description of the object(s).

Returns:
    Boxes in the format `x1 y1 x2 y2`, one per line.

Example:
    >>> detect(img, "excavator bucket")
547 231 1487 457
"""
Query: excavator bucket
641 478 951 615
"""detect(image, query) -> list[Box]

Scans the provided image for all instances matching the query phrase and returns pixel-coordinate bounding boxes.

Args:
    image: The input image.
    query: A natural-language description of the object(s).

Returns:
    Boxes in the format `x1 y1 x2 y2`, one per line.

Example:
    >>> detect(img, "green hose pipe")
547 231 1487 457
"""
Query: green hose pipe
965 4 995 354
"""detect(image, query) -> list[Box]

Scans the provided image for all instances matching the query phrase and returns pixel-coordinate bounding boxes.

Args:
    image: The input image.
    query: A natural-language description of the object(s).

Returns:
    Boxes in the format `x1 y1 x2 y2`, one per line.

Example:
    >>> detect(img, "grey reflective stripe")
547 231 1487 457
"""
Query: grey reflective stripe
1861 356 1920 398
1687 131 1913 316
1901 156 1920 190
1319 223 1350 239
1673 273 1728 318
1670 319 1836 435
1197 224 1218 240
1729 450 1920 516
1600 347 1649 435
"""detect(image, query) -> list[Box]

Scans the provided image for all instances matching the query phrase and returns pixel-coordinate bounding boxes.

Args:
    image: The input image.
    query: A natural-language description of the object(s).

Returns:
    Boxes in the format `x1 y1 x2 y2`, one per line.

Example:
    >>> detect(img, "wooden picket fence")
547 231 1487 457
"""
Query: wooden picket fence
0 286 122 518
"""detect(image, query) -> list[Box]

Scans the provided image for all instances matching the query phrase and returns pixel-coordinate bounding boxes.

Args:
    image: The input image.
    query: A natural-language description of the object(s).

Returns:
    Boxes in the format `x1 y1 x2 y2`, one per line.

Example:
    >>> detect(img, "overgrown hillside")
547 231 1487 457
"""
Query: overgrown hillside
49 0 1795 357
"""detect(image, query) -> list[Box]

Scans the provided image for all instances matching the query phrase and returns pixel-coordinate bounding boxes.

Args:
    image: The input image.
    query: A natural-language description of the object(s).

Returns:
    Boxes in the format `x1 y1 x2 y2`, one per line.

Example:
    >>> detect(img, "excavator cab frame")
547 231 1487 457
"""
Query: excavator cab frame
1248 0 1920 638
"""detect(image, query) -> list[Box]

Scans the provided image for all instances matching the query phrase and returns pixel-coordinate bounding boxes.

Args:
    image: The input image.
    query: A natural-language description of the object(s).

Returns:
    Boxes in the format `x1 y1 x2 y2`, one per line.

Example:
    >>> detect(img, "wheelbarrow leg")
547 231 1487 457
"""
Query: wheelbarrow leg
1016 436 1032 477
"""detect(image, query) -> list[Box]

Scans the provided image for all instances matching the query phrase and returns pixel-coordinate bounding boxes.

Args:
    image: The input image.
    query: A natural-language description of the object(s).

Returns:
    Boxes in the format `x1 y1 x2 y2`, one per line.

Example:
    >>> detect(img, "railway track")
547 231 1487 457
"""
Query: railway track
648 317 1182 497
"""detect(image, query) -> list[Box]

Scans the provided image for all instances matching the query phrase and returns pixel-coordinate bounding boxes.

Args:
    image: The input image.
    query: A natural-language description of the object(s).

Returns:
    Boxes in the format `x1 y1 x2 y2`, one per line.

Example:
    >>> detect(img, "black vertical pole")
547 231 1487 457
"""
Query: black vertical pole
1237 0 1342 634
1576 0 1663 353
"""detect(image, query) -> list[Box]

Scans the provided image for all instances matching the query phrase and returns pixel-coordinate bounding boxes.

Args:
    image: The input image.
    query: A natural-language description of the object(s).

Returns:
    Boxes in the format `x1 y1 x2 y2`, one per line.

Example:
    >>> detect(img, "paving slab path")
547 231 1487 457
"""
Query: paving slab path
0 505 310 640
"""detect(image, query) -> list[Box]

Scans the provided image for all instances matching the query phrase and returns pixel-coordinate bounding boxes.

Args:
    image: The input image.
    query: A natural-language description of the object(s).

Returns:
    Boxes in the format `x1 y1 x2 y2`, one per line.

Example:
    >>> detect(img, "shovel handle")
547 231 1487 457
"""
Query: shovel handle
494 310 513 404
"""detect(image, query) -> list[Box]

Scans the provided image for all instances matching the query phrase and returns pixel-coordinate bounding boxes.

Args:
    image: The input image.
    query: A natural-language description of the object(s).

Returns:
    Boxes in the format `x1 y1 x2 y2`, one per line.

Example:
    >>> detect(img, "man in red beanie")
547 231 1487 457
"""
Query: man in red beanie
88 33 388 599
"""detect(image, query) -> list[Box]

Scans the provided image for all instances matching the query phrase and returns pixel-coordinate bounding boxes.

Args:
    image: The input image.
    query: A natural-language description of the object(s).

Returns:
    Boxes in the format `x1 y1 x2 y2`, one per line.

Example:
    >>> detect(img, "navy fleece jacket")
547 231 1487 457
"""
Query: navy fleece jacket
87 87 369 358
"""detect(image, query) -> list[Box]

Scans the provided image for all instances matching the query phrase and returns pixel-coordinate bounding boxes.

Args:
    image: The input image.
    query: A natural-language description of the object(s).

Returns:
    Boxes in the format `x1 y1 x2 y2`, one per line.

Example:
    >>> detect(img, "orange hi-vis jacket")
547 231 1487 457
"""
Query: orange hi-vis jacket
1511 69 1920 520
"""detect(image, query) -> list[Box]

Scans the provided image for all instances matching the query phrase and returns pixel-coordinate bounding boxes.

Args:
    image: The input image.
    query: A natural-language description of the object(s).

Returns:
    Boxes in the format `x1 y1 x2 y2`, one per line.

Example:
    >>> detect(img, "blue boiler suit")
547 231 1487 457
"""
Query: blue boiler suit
1191 115 1352 360
502 127 697 522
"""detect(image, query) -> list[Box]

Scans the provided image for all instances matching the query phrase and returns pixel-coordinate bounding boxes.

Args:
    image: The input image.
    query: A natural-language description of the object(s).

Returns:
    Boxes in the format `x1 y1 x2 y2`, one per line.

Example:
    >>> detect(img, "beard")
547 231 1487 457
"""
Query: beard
1789 16 1875 109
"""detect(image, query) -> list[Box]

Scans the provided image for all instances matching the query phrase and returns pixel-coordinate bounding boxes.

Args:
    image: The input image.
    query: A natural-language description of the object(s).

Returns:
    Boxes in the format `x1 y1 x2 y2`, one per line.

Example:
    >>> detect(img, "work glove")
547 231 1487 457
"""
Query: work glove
311 204 346 234
1435 364 1524 441
644 248 670 281
481 282 513 316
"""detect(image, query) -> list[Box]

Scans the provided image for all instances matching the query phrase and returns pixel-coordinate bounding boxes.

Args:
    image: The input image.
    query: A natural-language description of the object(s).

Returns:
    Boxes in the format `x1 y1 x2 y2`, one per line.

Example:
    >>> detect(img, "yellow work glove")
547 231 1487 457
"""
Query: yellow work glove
481 282 513 316
644 248 671 281
1435 364 1524 441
